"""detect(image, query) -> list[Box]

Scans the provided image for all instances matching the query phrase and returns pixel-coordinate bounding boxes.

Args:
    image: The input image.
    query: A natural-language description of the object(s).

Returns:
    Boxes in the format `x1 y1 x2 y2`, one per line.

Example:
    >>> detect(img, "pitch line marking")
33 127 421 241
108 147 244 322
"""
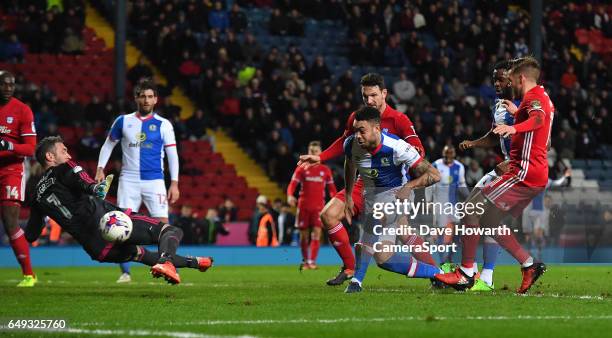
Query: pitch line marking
0 327 259 338
73 315 612 328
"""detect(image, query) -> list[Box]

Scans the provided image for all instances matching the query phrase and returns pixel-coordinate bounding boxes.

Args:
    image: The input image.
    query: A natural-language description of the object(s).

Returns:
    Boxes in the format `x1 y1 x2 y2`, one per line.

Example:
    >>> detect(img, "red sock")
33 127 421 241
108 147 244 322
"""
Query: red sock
460 224 480 269
309 239 320 263
494 232 530 264
328 223 355 270
409 235 438 266
300 236 309 262
9 227 34 276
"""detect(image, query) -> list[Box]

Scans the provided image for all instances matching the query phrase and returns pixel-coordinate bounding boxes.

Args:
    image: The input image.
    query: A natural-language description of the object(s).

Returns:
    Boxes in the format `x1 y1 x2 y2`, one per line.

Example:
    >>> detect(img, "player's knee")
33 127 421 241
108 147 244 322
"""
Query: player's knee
373 251 392 265
161 224 183 240
320 207 340 228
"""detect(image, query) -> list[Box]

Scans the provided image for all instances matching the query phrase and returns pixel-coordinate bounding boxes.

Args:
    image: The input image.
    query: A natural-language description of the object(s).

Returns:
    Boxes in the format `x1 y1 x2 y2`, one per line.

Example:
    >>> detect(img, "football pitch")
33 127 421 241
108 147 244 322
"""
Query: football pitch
1 265 611 338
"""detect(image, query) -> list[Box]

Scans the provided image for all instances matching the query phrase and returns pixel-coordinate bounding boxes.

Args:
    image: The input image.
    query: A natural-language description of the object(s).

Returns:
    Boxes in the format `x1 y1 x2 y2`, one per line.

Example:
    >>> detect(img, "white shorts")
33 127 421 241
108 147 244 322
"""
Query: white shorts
475 169 498 188
118 178 168 218
363 187 412 244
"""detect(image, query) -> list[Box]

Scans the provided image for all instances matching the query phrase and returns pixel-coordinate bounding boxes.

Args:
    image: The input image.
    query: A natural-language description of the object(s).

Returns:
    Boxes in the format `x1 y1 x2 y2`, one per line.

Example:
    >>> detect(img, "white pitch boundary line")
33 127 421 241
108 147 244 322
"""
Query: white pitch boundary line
1 327 259 338
73 315 612 328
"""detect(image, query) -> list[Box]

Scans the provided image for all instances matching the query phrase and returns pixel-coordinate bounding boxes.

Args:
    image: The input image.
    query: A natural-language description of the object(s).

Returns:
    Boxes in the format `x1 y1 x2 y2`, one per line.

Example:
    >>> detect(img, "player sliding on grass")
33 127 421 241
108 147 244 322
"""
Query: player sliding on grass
342 107 443 293
24 136 212 285
298 73 437 286
435 56 553 293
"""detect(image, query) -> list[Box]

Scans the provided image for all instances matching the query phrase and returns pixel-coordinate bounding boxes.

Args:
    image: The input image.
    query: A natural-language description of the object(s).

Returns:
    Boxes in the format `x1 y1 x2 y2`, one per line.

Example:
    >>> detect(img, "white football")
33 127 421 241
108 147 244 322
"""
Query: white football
99 210 133 242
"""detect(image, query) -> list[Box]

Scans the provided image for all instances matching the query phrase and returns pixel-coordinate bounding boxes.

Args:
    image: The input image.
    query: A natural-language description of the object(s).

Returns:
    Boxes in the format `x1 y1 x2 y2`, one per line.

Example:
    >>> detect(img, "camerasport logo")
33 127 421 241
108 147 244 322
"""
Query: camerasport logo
0 126 12 134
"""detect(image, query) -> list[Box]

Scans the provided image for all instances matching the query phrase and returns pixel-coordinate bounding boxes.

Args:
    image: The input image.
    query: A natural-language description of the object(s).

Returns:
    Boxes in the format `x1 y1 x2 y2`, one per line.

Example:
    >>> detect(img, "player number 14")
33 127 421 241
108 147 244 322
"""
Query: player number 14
5 186 18 199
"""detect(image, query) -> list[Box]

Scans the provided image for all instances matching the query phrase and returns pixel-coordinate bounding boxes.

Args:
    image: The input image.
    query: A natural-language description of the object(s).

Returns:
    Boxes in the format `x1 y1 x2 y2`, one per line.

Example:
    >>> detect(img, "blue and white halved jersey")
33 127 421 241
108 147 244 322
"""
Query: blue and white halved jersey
108 113 177 181
344 132 422 191
431 159 466 204
492 97 520 160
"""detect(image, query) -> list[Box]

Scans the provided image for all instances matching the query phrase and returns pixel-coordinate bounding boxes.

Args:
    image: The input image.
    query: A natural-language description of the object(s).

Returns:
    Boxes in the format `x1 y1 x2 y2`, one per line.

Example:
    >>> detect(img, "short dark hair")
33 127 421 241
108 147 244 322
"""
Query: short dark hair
308 141 321 148
35 136 64 166
0 70 15 80
493 60 511 71
360 73 386 89
354 106 381 123
133 78 158 97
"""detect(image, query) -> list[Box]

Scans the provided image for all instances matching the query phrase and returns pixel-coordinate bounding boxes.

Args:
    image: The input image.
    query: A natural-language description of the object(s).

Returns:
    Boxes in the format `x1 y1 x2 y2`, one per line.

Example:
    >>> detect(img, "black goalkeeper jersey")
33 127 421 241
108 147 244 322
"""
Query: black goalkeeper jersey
25 161 112 244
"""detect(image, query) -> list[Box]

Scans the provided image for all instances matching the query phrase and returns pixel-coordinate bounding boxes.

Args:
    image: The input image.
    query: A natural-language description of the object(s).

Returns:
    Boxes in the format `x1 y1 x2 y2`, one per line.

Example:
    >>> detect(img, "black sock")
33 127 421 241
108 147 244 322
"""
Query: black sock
134 248 198 269
158 226 183 263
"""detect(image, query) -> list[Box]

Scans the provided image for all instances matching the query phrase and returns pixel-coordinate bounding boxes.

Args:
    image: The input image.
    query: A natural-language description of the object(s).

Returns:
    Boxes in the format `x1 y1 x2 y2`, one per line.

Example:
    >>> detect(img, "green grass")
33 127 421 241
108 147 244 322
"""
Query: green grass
1 265 612 337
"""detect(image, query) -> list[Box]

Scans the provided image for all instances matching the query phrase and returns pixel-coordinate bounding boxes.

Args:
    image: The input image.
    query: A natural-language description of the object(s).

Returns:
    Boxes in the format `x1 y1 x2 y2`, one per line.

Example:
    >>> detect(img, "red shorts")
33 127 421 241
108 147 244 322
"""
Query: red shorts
296 208 323 229
333 178 364 216
482 173 544 217
0 171 25 203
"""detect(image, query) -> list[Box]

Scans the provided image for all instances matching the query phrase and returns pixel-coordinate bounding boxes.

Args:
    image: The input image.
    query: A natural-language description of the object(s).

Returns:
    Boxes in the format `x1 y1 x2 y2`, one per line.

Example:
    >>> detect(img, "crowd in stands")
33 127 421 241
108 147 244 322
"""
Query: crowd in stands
92 0 610 189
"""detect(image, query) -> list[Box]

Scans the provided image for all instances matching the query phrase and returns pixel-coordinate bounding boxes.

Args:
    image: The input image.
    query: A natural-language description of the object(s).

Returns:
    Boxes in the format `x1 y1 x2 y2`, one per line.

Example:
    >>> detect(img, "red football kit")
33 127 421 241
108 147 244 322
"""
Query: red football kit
287 164 336 229
483 85 554 217
0 97 36 203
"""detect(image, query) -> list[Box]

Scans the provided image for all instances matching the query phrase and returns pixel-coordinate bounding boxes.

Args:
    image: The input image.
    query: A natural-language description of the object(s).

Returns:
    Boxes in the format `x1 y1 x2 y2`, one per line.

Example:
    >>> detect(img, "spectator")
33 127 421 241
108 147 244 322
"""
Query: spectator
1 34 24 62
269 8 290 35
201 208 230 245
465 160 484 188
208 1 230 31
393 72 416 103
218 198 238 222
127 56 154 85
306 56 330 84
255 199 279 247
229 4 248 33
288 9 305 36
277 203 295 245
186 109 209 140
60 28 84 55
174 204 202 245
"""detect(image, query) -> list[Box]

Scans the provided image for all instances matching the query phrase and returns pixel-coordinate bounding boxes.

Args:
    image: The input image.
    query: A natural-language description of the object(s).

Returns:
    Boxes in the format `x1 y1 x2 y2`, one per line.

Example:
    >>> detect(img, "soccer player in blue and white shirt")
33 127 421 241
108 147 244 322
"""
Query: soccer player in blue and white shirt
429 145 469 263
95 79 180 283
342 106 442 293
458 60 520 290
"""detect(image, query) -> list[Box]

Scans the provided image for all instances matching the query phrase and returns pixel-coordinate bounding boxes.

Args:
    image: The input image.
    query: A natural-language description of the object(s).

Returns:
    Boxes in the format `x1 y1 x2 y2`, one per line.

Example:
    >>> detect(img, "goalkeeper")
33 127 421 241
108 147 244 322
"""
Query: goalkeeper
24 136 212 285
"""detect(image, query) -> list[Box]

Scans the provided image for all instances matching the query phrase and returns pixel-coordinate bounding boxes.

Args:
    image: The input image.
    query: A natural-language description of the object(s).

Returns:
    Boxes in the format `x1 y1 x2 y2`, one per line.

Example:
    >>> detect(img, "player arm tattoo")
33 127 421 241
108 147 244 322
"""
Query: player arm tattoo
470 129 499 148
406 159 441 189
344 156 357 198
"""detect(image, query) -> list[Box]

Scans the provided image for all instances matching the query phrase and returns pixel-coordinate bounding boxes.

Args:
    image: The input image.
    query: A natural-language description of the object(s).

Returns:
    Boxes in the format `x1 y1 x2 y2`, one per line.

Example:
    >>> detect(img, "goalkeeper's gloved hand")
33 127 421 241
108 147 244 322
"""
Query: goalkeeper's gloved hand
0 139 14 151
93 181 109 199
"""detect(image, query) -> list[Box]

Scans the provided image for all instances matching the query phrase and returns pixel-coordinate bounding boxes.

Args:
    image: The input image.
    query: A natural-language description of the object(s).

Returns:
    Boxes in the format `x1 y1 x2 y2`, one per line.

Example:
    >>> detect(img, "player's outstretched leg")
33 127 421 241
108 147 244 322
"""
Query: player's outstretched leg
132 245 213 272
321 198 355 285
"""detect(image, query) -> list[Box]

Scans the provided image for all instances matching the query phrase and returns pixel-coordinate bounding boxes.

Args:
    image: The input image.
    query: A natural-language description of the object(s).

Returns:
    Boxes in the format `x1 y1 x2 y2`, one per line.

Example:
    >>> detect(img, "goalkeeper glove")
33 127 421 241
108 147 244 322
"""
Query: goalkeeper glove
92 181 109 199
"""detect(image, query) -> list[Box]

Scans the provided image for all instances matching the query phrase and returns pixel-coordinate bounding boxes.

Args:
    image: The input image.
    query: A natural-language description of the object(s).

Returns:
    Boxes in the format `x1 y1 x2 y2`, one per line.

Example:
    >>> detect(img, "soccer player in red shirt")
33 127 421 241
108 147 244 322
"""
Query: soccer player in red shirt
298 73 436 285
435 56 552 294
0 71 37 287
287 141 336 270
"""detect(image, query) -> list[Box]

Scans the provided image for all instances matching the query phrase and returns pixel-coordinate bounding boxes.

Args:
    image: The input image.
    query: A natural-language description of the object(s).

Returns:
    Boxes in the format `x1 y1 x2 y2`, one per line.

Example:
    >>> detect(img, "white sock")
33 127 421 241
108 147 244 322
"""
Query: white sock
473 262 478 273
460 265 474 277
521 256 534 268
350 277 362 286
480 269 494 286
